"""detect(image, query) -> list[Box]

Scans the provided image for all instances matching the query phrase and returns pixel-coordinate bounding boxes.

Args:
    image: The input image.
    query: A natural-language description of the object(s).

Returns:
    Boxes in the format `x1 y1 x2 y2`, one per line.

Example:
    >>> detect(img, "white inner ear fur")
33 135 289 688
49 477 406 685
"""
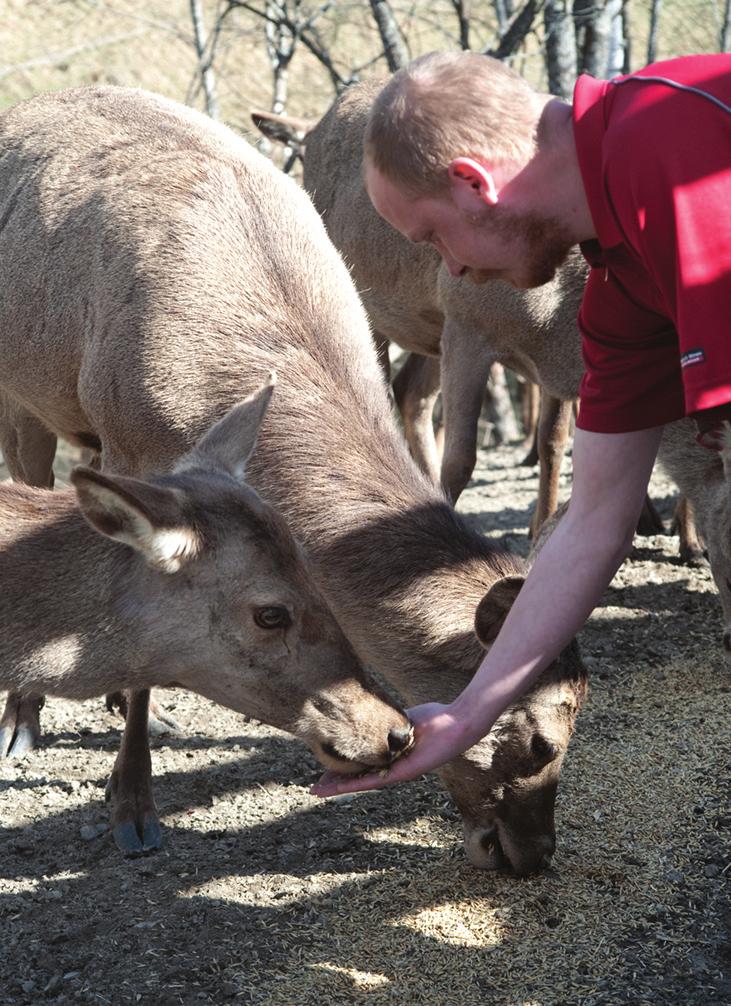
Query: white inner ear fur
230 458 248 482
142 526 201 573
91 486 200 573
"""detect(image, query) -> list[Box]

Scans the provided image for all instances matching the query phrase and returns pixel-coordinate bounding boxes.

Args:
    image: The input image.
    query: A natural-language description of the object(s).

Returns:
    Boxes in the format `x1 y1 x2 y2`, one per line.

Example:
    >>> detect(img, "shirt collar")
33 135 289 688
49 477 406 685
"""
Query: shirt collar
572 74 623 250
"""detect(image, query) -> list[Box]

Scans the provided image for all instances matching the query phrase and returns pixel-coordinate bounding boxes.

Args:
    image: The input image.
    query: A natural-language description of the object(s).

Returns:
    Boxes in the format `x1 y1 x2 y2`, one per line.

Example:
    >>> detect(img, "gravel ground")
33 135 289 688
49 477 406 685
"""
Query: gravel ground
0 439 729 1006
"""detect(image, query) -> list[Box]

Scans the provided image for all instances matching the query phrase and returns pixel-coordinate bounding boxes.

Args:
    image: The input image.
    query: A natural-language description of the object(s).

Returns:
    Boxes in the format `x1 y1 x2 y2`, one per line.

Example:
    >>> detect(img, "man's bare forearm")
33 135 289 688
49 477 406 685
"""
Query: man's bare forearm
450 425 664 740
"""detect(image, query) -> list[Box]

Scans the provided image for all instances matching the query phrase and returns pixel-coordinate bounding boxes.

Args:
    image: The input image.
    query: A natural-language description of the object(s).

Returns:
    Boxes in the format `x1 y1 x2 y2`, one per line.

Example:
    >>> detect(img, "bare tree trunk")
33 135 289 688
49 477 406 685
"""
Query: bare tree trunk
493 0 515 33
544 0 577 98
189 0 219 118
605 0 625 76
257 1 297 167
266 1 294 115
231 0 355 94
647 0 662 64
487 0 539 60
721 0 731 52
369 0 408 72
621 0 632 73
575 0 619 77
451 0 471 50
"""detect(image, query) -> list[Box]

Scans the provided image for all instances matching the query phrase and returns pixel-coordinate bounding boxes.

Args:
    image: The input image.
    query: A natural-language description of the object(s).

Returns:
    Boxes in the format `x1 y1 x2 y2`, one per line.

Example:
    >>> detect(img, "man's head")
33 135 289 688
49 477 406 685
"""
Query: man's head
363 51 575 289
365 50 538 197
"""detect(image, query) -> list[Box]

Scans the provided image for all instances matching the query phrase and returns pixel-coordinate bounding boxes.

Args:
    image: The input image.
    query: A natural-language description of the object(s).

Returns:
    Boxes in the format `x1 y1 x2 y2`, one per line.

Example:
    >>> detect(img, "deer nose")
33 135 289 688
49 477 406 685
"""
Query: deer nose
388 723 413 756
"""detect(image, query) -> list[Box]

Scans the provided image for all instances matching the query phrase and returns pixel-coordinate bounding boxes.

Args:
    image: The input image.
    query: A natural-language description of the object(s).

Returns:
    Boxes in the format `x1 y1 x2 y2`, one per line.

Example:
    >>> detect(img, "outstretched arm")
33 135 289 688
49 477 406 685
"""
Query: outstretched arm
311 425 664 796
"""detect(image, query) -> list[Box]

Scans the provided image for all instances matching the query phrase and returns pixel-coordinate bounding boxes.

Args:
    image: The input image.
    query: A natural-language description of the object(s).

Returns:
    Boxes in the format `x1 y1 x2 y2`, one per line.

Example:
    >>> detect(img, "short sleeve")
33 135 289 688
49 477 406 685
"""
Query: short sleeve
603 68 731 419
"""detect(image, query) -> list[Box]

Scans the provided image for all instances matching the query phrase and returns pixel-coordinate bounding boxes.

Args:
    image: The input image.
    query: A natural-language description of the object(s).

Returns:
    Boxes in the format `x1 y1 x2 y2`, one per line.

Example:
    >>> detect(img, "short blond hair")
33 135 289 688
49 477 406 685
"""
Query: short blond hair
365 51 539 195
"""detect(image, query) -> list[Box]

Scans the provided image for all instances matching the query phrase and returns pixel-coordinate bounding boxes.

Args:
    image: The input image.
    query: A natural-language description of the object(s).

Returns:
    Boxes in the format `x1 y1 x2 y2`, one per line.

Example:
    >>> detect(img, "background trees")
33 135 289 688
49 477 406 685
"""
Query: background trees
2 0 727 129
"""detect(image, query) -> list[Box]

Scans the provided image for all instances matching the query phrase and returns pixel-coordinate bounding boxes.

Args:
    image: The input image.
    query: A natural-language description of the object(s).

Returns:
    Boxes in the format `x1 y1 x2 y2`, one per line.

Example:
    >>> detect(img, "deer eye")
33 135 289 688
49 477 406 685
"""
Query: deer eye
254 606 291 630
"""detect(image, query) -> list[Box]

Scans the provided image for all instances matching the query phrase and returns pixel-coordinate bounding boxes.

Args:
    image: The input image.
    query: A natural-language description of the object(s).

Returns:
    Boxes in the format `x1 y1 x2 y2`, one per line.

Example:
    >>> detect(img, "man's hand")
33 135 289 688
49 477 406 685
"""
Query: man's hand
310 703 471 797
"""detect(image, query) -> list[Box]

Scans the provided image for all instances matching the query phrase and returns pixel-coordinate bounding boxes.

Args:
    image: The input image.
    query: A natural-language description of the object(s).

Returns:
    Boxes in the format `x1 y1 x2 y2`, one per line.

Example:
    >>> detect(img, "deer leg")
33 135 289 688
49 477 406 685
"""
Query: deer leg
672 494 706 566
106 689 182 735
530 393 573 539
482 362 521 445
392 352 442 486
0 402 56 756
521 379 541 446
518 379 540 465
439 322 496 503
0 694 45 759
106 689 162 855
636 494 667 535
0 398 57 488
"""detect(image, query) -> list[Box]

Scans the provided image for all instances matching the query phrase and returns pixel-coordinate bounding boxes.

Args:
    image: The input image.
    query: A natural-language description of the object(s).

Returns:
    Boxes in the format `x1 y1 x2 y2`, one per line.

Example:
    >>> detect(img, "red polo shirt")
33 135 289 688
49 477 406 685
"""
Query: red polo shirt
573 55 731 433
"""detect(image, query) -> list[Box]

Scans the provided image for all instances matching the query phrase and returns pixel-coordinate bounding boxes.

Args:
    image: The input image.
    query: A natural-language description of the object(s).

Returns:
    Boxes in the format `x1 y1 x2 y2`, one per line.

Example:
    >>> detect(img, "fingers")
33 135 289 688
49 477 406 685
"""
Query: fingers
310 703 464 799
310 755 427 795
310 769 392 798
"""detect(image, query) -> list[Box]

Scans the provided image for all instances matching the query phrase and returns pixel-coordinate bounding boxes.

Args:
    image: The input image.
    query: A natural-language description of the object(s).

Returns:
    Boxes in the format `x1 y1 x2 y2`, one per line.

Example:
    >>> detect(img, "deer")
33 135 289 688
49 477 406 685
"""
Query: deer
251 81 668 540
0 84 587 874
0 383 415 847
657 421 729 644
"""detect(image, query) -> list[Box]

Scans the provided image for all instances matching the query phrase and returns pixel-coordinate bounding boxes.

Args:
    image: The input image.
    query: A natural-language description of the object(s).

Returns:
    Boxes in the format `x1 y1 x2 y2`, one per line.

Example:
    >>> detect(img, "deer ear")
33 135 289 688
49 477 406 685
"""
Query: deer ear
180 372 276 482
250 109 311 146
71 467 200 573
474 575 524 647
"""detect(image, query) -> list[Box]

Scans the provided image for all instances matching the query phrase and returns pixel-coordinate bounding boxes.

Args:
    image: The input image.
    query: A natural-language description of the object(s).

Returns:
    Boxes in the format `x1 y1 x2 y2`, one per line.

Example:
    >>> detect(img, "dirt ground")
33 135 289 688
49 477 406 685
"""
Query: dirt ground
0 437 729 1006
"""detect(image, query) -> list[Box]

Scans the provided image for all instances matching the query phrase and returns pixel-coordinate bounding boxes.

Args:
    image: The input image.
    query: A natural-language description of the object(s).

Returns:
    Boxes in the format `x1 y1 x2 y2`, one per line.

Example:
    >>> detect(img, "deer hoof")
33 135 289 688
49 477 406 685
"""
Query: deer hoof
147 701 182 737
3 722 40 758
113 815 163 856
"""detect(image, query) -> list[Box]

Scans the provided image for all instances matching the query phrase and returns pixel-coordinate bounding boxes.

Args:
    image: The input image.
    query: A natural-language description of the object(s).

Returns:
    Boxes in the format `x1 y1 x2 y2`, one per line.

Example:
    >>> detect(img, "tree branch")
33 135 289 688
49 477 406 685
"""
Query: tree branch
485 0 543 60
368 0 409 71
189 0 220 117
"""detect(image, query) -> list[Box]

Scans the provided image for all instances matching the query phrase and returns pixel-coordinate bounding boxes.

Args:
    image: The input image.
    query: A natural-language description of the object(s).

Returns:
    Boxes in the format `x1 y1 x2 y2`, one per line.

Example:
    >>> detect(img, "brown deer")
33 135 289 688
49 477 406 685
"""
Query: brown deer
657 421 727 641
0 383 414 845
0 85 586 874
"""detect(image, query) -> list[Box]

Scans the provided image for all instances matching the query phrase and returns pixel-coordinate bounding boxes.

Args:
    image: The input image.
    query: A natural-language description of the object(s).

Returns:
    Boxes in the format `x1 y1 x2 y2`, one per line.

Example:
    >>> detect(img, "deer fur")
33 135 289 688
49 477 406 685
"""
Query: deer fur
658 421 731 644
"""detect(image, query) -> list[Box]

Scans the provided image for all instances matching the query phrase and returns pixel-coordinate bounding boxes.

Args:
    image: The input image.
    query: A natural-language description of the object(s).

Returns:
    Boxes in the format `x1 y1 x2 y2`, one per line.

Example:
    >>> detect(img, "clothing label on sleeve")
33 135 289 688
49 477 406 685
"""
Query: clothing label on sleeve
680 348 705 368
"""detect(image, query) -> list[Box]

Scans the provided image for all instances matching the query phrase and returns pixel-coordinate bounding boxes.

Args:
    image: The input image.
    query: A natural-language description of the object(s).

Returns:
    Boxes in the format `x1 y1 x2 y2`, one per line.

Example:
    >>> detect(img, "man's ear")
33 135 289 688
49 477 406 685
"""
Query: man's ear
448 157 499 208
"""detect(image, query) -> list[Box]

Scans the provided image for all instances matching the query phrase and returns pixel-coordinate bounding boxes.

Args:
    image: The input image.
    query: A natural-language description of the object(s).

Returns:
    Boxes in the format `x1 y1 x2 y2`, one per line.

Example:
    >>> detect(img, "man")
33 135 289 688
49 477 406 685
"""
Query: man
312 50 731 797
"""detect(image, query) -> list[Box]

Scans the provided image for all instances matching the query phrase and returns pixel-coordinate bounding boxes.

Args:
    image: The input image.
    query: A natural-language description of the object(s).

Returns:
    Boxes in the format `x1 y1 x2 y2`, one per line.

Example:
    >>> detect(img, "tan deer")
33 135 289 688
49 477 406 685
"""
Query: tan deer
0 383 414 845
0 85 586 873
